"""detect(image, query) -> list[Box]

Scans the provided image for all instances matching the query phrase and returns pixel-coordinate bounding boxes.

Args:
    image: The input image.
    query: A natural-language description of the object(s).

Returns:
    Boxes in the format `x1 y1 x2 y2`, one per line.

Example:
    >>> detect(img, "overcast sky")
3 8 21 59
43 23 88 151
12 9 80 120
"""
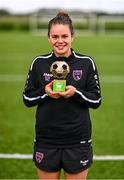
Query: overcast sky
0 0 124 14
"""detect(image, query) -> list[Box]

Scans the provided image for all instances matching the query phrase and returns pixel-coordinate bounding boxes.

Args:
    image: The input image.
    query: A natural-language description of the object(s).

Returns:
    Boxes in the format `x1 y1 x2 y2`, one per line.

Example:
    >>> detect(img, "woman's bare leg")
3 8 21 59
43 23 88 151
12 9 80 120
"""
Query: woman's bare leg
64 168 88 180
37 168 61 180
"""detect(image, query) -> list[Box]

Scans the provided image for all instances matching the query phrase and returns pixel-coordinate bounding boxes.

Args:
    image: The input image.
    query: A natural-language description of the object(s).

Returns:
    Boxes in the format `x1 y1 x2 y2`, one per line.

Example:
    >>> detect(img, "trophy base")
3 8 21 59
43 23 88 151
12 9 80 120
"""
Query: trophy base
53 80 66 92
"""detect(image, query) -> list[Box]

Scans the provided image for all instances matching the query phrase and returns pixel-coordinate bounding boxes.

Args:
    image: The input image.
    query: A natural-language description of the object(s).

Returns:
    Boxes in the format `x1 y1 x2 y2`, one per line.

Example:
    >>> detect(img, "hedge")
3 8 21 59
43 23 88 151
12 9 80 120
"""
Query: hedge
0 16 124 32
0 16 30 31
105 22 124 31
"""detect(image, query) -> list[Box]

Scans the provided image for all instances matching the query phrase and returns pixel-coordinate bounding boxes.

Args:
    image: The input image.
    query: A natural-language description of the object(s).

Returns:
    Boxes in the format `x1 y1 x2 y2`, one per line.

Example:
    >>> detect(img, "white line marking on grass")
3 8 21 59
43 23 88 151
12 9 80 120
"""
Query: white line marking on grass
0 153 32 159
0 74 124 83
101 75 124 83
0 75 25 82
0 154 124 161
94 155 124 161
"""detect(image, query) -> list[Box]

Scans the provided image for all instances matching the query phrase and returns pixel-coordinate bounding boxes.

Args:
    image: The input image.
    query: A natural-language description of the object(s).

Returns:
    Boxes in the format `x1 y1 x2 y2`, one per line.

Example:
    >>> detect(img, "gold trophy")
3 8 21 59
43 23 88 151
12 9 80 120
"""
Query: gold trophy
50 61 70 92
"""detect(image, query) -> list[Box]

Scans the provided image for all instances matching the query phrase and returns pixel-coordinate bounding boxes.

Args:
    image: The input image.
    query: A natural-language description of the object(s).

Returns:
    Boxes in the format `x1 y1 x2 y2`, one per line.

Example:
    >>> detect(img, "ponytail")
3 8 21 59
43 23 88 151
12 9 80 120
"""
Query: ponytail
48 11 74 36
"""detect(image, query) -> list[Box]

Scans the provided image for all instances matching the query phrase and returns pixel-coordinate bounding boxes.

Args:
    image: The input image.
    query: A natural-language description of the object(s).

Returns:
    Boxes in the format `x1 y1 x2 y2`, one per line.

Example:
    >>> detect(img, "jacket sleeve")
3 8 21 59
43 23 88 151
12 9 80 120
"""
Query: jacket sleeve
23 59 48 107
72 60 102 109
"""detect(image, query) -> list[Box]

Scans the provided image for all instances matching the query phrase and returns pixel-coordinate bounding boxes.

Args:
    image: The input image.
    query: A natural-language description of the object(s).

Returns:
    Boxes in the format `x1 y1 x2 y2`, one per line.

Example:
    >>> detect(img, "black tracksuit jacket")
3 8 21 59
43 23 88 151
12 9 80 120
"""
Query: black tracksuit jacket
23 50 101 148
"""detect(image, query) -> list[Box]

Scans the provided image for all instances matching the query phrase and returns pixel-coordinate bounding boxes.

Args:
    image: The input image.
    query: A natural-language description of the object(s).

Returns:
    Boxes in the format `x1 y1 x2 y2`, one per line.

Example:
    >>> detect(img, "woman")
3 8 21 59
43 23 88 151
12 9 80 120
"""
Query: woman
23 12 101 180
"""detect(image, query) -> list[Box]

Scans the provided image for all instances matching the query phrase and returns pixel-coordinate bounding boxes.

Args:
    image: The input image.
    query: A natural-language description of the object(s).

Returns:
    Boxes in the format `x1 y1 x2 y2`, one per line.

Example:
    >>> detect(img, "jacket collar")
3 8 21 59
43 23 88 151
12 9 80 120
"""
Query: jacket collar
51 48 75 63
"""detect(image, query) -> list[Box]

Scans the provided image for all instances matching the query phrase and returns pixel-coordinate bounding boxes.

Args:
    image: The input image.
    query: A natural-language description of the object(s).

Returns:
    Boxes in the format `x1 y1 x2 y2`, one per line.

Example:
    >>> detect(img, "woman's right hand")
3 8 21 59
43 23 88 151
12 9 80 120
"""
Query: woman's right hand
45 81 61 99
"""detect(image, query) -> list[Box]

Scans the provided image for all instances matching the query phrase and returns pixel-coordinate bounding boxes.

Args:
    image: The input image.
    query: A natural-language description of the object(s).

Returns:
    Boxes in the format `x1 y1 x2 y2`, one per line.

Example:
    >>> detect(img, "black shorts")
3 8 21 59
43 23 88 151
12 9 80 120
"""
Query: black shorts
33 144 93 174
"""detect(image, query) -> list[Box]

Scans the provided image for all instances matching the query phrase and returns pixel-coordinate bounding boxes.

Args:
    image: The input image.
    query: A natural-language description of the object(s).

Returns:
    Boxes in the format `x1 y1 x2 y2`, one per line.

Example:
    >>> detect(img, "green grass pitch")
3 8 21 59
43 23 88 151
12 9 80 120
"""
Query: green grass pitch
0 31 124 179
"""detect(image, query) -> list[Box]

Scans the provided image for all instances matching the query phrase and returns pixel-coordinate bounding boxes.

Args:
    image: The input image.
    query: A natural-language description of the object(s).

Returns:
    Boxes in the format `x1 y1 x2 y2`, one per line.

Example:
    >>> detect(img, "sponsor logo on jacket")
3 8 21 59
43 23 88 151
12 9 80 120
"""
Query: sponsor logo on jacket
43 73 53 82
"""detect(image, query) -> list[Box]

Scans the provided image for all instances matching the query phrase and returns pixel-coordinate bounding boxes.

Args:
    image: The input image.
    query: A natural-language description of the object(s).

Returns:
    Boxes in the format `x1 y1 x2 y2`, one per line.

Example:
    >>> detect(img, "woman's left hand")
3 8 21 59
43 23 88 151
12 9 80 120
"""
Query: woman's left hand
58 85 76 98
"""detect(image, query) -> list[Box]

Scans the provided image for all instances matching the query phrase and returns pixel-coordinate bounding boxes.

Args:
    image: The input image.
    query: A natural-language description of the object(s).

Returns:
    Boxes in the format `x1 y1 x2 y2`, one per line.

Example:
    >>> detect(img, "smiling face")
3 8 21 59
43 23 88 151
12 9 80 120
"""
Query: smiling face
48 24 74 57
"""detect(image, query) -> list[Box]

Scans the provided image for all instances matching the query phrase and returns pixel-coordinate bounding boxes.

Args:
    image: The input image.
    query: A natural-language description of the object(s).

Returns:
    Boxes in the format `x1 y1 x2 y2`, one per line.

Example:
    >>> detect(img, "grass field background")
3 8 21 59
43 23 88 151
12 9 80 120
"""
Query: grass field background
0 31 124 179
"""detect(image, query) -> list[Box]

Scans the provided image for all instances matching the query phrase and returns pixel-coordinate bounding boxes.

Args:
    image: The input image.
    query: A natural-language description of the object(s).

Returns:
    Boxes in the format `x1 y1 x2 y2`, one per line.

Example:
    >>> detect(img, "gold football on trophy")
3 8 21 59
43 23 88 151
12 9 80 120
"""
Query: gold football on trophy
50 61 70 92
50 61 70 79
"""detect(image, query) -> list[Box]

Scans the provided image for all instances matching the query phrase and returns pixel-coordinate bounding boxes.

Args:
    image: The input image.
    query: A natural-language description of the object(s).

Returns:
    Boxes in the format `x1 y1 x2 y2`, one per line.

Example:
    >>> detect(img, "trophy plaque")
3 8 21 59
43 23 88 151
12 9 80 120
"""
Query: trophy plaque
50 61 70 92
